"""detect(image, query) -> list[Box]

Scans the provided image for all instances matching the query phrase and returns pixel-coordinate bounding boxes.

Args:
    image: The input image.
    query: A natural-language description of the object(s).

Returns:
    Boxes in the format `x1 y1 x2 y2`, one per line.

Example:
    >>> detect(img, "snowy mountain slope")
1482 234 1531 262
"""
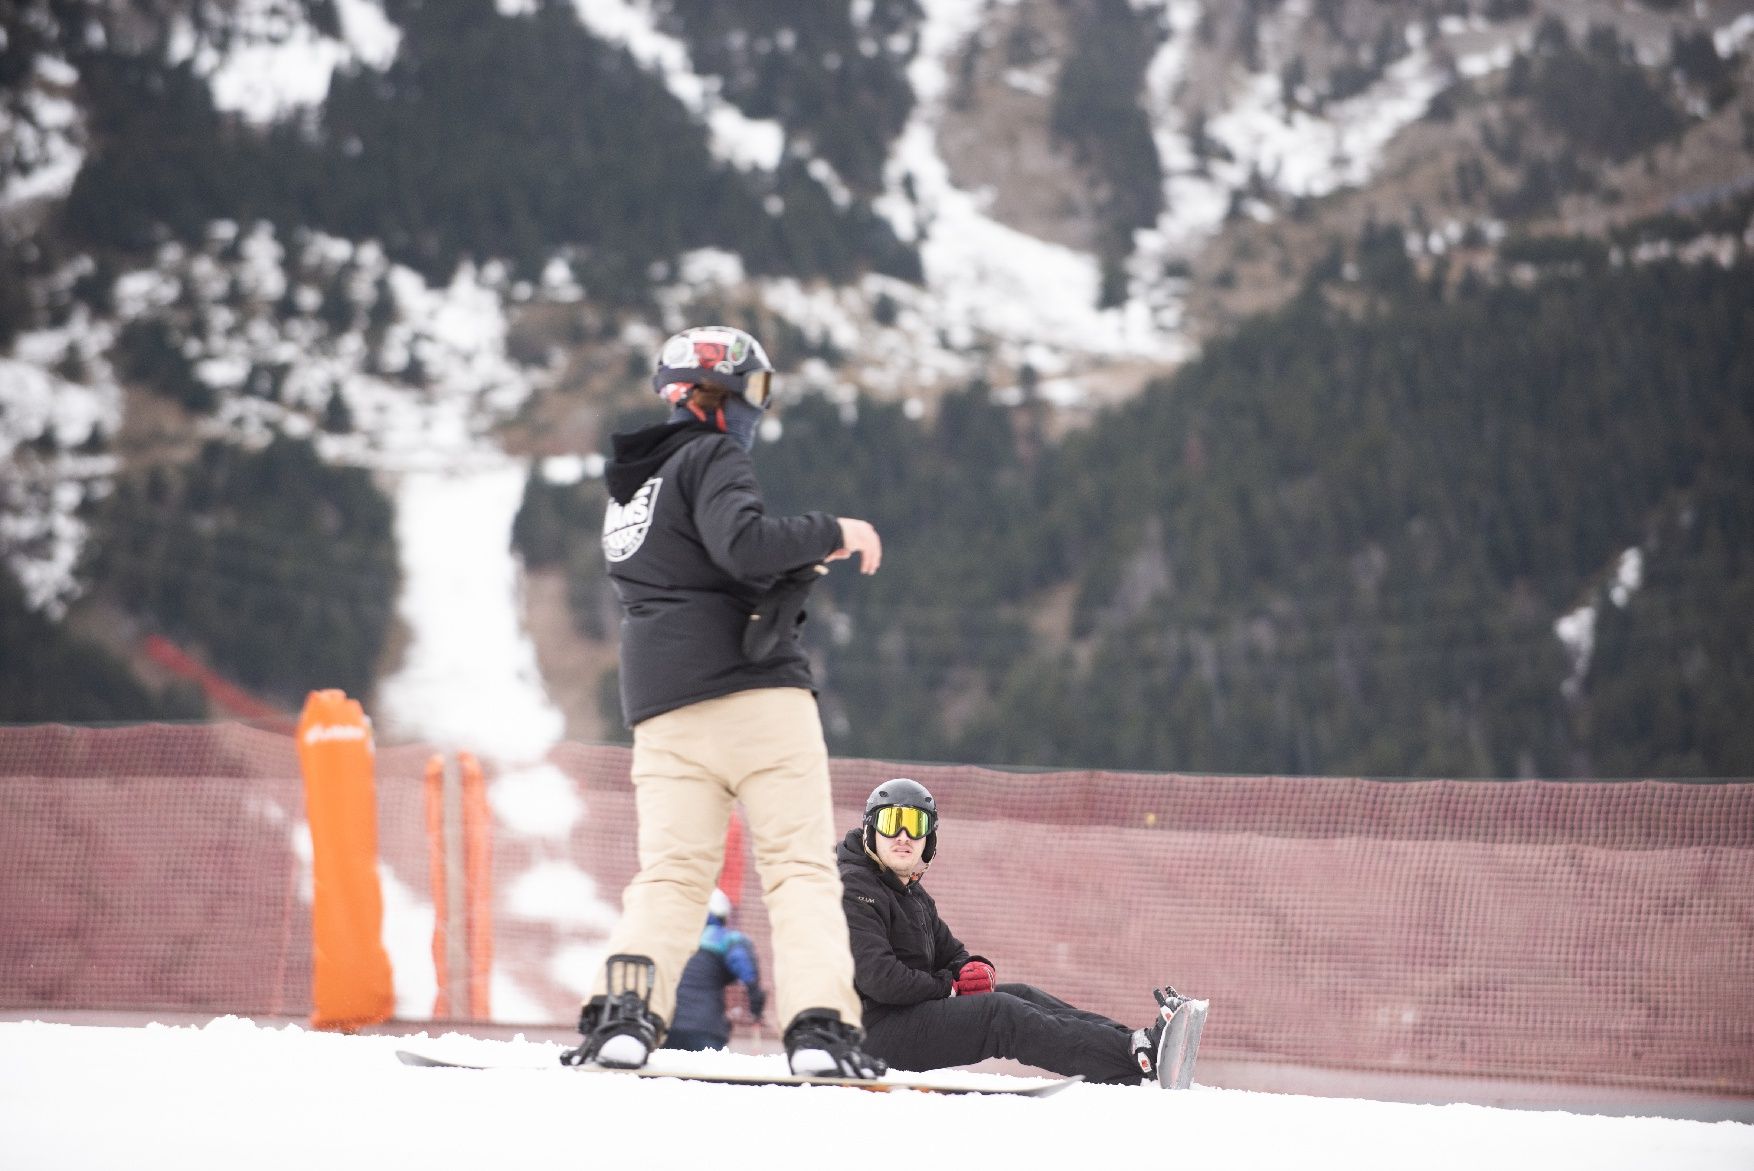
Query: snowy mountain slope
1 0 1749 729
166 0 402 126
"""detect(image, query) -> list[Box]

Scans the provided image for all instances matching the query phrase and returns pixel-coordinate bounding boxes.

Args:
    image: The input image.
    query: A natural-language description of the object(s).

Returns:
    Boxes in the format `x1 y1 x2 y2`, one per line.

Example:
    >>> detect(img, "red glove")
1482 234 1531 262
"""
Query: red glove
952 959 996 996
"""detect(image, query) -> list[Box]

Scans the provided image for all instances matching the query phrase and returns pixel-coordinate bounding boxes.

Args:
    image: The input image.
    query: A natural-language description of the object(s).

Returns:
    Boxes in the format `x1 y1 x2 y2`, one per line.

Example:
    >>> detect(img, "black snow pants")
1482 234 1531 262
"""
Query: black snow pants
861 983 1143 1084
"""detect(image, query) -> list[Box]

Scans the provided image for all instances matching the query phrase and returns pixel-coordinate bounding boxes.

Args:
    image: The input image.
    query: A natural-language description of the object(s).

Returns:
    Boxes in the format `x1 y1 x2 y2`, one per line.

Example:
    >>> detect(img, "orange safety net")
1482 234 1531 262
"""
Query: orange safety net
1 723 1749 1093
141 635 294 732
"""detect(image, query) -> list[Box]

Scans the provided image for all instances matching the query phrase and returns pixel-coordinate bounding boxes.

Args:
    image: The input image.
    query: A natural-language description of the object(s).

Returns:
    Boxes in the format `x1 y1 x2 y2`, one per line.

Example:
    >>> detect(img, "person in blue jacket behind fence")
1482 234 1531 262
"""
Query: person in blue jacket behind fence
666 888 769 1051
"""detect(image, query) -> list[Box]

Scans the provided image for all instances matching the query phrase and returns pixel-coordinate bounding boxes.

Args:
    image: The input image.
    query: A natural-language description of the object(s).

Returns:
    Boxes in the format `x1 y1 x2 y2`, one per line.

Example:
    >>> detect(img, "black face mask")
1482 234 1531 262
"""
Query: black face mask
720 394 765 451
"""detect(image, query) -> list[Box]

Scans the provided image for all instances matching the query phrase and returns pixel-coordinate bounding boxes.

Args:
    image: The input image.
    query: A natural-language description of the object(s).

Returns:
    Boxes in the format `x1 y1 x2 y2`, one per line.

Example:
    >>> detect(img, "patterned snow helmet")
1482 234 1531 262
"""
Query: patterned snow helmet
652 326 776 408
863 777 938 864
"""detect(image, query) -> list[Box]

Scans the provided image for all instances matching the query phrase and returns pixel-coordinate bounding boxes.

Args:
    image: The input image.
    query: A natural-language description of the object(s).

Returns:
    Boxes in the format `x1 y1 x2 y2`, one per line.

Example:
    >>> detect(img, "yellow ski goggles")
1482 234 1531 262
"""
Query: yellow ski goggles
871 804 935 840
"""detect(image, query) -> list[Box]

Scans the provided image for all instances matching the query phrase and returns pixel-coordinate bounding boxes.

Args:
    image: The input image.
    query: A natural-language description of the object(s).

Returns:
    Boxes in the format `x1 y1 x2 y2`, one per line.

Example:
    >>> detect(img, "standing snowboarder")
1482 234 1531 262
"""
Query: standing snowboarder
565 325 884 1079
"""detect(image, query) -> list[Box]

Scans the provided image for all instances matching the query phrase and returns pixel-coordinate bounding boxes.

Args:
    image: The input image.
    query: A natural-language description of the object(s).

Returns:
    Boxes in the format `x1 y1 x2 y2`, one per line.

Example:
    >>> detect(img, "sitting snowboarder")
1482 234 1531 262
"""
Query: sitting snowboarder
838 778 1205 1086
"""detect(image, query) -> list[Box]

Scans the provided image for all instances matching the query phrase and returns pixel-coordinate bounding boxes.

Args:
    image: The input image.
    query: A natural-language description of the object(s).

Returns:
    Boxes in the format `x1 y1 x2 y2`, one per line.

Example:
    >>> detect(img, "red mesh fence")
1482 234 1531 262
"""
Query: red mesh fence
1 723 1749 1093
0 723 308 1015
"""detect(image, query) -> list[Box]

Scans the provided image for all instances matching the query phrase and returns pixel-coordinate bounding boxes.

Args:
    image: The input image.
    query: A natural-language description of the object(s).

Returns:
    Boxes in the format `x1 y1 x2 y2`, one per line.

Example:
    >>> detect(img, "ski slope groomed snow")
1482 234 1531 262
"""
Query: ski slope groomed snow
1 1018 1749 1170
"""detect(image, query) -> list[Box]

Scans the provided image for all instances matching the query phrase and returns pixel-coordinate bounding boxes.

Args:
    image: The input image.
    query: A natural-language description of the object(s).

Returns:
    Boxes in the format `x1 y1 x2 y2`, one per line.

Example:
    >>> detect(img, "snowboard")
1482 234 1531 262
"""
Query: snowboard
1154 994 1210 1091
395 1048 1080 1097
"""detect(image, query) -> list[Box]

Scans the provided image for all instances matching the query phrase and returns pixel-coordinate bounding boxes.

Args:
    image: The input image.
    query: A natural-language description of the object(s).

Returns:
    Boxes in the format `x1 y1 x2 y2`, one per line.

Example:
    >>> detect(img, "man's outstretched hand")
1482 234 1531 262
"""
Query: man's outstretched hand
829 517 882 574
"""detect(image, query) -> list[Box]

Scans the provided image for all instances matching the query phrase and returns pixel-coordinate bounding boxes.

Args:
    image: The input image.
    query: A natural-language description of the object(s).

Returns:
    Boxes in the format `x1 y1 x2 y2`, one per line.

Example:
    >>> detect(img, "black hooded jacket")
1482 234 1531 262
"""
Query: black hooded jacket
601 420 842 726
836 829 972 1027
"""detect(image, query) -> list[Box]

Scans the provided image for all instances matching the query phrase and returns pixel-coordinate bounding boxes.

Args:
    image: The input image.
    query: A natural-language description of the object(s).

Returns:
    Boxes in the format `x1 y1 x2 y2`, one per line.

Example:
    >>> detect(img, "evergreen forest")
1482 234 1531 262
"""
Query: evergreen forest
86 435 400 707
523 239 1754 779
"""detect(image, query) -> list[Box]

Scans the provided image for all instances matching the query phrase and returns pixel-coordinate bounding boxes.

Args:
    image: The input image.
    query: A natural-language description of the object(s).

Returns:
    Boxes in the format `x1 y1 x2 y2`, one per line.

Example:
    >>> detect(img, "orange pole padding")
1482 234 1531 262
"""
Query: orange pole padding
296 689 394 1031
422 753 451 1019
720 809 747 911
459 751 494 1021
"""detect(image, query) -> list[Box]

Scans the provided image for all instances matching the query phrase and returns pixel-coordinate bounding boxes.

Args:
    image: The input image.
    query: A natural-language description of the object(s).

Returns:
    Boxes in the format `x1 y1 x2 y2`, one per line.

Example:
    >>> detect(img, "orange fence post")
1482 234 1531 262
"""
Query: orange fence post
422 753 451 1019
296 689 394 1031
720 810 747 911
458 751 493 1021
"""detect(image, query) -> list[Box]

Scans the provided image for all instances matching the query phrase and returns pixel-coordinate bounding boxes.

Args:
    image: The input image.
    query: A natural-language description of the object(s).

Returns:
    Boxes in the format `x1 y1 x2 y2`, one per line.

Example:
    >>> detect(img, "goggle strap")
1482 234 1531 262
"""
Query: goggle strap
744 370 772 407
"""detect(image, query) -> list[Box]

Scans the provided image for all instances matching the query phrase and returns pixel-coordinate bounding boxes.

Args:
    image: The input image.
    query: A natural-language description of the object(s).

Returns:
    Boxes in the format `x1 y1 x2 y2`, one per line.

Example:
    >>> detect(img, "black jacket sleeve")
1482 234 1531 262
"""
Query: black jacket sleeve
689 440 839 581
843 892 956 1008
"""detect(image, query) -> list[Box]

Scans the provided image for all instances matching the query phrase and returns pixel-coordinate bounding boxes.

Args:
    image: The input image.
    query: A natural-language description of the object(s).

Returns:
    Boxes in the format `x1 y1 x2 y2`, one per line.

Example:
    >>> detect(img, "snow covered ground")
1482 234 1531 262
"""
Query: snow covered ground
1 1018 1749 1170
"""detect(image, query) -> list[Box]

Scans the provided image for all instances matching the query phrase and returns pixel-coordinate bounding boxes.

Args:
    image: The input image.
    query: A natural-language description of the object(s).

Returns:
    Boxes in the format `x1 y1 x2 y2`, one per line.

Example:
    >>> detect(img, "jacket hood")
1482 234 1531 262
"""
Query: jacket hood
837 827 868 866
605 419 723 505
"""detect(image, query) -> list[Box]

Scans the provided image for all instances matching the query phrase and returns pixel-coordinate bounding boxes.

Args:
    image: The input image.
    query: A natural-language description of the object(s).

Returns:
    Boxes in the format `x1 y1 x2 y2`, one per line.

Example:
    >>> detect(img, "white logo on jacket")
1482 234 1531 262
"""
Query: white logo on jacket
603 477 662 562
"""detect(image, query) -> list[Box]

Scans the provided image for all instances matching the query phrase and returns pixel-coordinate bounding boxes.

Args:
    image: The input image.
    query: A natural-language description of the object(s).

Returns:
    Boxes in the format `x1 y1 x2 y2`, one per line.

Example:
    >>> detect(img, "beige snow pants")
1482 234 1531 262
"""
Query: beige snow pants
588 687 861 1034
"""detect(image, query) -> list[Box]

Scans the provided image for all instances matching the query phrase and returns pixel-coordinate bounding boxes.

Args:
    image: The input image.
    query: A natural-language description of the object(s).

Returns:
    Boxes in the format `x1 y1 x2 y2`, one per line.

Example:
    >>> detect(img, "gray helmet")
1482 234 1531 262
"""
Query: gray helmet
863 778 937 864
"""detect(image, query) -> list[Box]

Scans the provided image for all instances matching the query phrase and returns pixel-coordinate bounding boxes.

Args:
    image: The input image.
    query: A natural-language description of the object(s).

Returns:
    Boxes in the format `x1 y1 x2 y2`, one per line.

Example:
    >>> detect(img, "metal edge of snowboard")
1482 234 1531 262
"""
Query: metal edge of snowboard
395 1048 1079 1097
1156 998 1210 1091
609 1067 1084 1098
397 1049 548 1071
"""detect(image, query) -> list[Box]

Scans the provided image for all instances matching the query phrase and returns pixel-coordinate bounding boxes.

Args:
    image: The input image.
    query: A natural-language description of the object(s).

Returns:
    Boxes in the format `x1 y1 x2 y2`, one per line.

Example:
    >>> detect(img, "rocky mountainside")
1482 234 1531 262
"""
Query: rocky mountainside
2 0 1751 774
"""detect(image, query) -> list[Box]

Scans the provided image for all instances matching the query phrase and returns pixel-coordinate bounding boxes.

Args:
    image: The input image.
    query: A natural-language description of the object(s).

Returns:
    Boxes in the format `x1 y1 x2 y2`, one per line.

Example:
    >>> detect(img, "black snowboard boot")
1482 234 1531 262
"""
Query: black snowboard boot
560 955 664 1069
1130 1020 1166 1079
783 1009 886 1079
1130 985 1193 1081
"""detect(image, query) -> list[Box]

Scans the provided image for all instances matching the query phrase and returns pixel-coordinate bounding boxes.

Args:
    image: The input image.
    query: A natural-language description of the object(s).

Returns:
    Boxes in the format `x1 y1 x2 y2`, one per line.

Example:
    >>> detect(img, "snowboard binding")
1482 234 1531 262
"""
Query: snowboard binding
560 954 663 1069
